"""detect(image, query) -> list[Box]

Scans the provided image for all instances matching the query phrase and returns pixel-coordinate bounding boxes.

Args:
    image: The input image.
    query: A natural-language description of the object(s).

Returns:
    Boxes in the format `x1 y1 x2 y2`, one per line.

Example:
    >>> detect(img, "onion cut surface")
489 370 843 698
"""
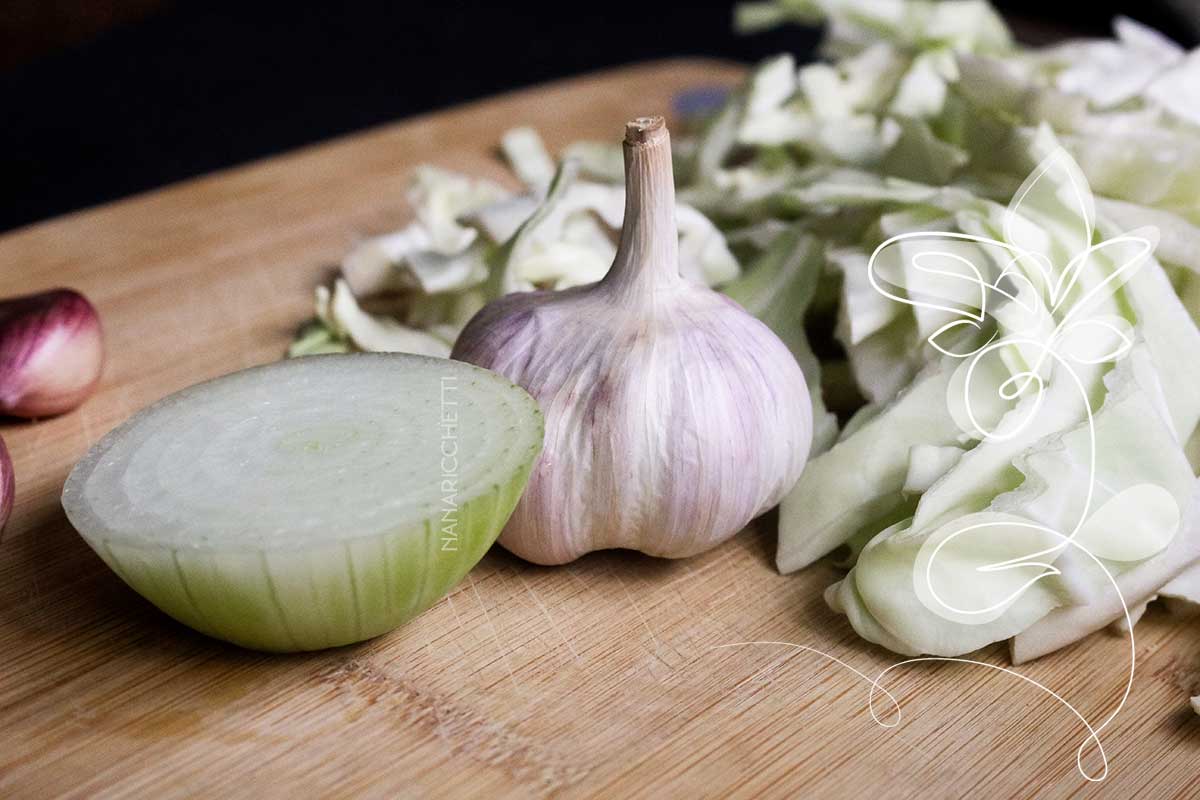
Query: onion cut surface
62 354 543 652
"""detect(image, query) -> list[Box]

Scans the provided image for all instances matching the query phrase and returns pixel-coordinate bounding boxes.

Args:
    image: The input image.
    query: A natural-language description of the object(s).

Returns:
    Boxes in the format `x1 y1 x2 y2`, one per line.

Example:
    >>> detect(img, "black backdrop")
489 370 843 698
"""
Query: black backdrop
3 0 1196 233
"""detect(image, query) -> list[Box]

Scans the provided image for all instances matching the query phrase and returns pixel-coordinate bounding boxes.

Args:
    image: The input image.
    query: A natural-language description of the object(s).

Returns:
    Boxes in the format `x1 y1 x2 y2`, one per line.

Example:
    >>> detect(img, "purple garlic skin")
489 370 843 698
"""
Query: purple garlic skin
453 117 812 565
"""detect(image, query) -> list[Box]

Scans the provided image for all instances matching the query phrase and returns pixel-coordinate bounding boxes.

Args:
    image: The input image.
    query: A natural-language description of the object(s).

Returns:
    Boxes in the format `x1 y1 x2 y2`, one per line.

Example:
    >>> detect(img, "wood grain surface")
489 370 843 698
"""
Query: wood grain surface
1 59 1198 800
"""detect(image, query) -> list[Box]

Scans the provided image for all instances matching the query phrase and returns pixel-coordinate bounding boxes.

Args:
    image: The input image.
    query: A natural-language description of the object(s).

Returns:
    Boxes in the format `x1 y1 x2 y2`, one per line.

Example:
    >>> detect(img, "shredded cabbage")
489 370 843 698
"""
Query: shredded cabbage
292 128 739 358
732 2 1200 661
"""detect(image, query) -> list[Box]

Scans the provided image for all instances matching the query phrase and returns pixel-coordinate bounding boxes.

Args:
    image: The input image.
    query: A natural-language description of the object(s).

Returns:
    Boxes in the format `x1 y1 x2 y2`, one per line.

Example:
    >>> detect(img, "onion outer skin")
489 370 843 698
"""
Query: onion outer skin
89 468 530 651
0 289 104 418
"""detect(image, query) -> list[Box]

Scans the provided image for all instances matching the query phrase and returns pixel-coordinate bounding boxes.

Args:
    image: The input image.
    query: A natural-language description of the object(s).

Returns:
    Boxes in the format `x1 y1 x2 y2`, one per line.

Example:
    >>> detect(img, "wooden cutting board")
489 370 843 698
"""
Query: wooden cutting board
1 59 1197 800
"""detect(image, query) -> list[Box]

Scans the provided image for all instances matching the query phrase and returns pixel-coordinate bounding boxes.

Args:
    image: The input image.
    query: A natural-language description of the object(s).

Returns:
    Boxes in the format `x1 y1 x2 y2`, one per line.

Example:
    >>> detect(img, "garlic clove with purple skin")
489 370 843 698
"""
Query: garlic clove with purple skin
0 434 12 533
452 117 812 565
0 289 104 419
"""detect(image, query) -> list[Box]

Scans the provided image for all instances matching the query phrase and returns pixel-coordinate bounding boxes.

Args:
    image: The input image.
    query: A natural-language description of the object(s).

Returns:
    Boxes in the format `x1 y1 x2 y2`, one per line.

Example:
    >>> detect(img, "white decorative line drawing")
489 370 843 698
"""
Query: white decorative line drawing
721 146 1170 782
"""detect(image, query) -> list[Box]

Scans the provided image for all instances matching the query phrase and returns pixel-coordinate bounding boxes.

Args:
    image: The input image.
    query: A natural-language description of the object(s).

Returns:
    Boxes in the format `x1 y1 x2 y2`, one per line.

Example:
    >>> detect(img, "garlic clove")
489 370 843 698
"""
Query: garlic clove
452 116 813 565
0 435 12 533
0 289 104 418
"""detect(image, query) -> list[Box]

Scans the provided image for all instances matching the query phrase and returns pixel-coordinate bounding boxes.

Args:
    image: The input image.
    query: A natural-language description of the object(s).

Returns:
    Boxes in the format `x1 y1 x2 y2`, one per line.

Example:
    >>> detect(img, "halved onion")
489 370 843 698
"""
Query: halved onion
62 354 543 652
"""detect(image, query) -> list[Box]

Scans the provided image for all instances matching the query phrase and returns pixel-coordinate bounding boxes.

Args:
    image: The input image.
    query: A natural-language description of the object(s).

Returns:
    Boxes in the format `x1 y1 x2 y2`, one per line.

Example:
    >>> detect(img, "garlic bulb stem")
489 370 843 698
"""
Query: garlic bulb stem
600 117 681 301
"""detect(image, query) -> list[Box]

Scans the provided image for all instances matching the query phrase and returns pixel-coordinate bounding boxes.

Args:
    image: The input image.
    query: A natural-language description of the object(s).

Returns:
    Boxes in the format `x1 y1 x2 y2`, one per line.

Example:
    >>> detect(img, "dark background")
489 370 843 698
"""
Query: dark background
3 0 1199 234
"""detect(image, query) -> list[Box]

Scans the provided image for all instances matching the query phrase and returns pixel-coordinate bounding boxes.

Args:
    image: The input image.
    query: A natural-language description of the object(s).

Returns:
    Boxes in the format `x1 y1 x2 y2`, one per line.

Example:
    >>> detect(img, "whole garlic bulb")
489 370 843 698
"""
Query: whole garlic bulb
452 117 812 564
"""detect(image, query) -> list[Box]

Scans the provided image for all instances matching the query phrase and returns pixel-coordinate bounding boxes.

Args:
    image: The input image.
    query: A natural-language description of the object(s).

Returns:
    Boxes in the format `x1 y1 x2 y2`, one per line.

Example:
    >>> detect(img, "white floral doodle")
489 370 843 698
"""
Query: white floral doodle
722 147 1168 782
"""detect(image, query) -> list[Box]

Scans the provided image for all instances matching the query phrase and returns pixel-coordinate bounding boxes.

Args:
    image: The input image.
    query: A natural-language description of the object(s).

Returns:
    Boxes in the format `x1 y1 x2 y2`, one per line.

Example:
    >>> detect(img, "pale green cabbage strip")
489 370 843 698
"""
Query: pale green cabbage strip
288 0 1200 686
